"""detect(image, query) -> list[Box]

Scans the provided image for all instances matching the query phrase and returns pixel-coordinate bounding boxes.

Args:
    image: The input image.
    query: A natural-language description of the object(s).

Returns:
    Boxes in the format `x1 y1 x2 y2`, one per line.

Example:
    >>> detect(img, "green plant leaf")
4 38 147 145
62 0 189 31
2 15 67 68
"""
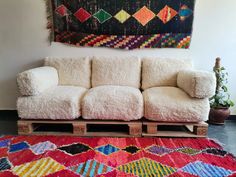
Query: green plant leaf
229 100 235 107
222 85 228 92
211 62 233 108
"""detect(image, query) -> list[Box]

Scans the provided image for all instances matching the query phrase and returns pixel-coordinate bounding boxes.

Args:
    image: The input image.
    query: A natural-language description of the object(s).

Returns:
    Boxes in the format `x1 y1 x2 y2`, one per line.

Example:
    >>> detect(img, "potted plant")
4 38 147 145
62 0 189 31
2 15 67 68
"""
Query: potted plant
209 57 234 125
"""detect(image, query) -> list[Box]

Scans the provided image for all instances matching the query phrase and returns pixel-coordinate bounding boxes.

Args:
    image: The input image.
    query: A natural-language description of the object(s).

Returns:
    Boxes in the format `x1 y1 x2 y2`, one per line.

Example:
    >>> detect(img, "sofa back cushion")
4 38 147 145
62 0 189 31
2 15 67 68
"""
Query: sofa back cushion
44 57 91 88
92 56 141 88
142 58 192 90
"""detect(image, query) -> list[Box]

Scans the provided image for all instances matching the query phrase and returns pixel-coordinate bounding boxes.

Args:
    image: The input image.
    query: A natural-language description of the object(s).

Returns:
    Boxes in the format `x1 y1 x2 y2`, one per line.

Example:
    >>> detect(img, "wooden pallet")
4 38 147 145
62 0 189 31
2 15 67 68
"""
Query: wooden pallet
17 119 142 137
142 121 208 137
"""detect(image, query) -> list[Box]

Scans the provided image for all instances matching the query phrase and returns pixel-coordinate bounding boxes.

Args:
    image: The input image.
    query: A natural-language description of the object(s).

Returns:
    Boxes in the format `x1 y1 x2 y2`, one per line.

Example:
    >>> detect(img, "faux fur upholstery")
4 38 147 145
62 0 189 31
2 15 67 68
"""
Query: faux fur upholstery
82 85 143 121
92 56 141 88
17 86 87 120
142 58 192 89
143 87 210 122
44 57 91 88
17 66 58 96
177 70 216 99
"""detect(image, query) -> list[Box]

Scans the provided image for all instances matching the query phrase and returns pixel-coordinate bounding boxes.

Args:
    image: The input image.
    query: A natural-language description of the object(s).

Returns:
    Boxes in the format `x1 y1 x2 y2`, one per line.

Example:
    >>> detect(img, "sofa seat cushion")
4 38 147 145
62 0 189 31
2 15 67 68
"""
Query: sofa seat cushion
82 86 143 121
17 86 87 120
143 87 210 122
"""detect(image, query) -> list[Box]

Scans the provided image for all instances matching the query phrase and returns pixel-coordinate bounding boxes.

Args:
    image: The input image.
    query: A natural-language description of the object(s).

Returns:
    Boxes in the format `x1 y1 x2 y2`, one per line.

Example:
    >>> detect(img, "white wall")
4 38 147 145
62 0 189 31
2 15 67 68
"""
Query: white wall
0 0 236 114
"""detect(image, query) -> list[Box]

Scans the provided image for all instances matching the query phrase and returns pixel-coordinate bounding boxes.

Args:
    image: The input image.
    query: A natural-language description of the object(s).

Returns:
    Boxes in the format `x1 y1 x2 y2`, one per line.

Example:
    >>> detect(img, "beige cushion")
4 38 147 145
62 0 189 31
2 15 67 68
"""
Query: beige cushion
17 86 87 120
92 56 141 88
17 66 58 96
142 58 192 89
177 69 216 98
44 57 91 88
143 87 210 122
82 85 143 121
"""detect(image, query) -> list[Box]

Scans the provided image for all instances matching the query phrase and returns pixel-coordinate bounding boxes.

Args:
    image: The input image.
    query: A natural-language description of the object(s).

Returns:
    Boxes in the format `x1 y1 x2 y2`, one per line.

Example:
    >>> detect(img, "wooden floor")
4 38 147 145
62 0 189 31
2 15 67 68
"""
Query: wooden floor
18 119 208 137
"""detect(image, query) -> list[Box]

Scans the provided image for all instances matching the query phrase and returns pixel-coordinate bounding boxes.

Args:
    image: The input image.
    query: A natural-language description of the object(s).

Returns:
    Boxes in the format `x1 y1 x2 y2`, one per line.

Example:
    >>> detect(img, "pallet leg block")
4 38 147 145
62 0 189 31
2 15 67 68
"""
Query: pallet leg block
147 125 158 134
18 121 33 135
193 125 208 136
73 123 86 135
129 124 142 136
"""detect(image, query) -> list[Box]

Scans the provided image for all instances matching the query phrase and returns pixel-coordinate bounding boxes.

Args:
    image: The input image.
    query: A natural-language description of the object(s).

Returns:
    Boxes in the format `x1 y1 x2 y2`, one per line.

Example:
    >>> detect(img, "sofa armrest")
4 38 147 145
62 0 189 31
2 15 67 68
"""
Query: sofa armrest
17 66 58 96
177 69 216 98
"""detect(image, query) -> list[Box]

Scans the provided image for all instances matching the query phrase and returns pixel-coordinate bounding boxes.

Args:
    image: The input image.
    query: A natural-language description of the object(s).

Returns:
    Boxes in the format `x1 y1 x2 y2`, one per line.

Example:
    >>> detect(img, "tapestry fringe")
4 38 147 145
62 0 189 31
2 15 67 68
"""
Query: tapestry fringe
44 0 54 43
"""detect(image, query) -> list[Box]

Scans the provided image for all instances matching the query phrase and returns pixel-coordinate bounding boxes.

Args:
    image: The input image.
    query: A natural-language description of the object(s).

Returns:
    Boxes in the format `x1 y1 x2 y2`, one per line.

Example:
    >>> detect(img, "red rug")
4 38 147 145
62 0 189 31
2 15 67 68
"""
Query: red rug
0 136 236 177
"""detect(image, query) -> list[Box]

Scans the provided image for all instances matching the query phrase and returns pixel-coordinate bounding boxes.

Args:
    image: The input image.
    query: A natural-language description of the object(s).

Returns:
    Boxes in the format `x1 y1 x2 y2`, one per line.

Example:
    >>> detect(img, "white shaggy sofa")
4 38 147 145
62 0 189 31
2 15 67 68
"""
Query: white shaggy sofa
17 57 216 123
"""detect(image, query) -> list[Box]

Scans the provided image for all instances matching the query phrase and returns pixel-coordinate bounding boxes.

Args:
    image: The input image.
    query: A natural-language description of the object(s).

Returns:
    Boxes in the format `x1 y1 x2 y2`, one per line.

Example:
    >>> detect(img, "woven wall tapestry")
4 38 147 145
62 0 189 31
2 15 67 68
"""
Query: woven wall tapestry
47 0 196 49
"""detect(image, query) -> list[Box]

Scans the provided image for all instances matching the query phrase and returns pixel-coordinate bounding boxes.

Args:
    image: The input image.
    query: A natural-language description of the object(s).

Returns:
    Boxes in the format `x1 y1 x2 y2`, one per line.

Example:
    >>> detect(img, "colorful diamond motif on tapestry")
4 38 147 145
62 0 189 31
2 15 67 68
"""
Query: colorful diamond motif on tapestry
177 147 201 155
55 5 69 17
74 8 91 23
146 145 172 156
118 158 176 177
58 143 91 155
133 6 155 26
12 157 65 177
181 161 233 177
93 9 112 24
9 142 29 153
0 139 10 148
157 5 178 24
114 10 131 23
203 148 228 157
95 144 120 155
31 141 57 155
122 146 140 154
0 158 12 171
179 5 193 21
70 159 113 177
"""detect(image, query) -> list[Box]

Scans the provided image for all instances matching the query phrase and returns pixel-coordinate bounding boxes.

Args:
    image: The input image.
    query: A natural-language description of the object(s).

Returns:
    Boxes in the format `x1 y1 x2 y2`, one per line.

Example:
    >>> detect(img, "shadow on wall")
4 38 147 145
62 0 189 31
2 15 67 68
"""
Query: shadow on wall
0 59 44 110
17 59 45 73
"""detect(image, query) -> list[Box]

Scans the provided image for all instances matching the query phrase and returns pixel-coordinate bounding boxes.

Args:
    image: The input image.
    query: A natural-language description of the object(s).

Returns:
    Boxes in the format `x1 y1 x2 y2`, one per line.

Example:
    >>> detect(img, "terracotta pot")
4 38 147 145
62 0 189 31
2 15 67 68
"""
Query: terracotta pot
208 107 230 125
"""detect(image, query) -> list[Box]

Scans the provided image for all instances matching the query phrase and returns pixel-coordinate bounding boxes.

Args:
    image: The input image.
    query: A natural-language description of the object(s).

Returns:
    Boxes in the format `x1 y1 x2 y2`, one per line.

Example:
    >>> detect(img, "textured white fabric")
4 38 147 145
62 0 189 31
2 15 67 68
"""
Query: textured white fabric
82 85 143 121
44 57 91 88
143 87 210 122
177 70 216 98
92 56 141 88
17 66 58 96
17 86 87 120
142 58 192 89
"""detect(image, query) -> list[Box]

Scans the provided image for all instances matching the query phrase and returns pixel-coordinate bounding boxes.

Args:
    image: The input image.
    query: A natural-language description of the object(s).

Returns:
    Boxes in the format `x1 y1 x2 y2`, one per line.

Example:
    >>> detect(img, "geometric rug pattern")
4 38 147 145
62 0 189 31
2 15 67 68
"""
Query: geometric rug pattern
0 135 236 177
47 0 195 49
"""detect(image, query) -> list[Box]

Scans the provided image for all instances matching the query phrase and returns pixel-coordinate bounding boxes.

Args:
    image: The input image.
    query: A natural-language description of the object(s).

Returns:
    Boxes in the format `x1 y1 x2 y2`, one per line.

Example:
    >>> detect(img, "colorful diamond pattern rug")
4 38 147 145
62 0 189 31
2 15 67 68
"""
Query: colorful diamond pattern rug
47 0 195 49
0 136 236 177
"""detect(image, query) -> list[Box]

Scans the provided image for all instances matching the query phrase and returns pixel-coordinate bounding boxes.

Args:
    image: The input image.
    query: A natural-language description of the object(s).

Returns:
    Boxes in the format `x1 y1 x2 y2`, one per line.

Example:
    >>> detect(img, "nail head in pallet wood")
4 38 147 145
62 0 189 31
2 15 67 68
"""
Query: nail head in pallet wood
17 119 142 137
143 121 208 137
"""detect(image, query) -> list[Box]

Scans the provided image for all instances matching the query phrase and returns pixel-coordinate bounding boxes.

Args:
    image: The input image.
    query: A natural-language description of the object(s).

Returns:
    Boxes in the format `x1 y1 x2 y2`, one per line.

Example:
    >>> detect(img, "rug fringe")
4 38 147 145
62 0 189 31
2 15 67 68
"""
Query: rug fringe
44 0 54 43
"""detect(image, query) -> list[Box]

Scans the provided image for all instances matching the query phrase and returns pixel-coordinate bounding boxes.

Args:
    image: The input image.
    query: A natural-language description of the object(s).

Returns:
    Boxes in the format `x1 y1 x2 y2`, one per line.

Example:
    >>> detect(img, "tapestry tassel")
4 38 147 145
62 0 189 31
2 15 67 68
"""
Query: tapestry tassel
44 0 54 43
